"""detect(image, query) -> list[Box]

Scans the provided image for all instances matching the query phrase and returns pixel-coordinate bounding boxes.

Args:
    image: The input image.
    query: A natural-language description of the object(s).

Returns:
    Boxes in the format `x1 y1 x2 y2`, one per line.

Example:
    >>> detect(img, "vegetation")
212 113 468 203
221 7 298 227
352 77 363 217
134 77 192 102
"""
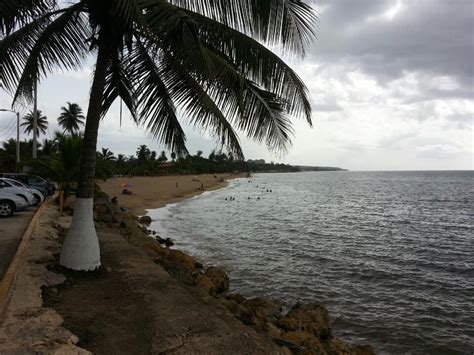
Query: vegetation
57 102 85 134
0 0 317 270
21 110 48 136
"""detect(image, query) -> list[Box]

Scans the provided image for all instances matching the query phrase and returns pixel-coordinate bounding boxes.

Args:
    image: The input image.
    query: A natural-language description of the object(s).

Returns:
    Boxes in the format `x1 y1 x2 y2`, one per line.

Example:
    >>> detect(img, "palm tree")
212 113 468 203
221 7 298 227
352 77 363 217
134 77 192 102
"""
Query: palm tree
1 0 316 271
97 147 116 161
21 110 48 137
58 102 85 135
170 152 176 162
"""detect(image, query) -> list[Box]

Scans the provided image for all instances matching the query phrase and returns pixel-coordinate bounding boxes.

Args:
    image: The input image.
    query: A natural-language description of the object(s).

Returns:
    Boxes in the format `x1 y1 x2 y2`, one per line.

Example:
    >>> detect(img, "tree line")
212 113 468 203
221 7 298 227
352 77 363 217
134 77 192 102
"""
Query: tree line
1 102 299 187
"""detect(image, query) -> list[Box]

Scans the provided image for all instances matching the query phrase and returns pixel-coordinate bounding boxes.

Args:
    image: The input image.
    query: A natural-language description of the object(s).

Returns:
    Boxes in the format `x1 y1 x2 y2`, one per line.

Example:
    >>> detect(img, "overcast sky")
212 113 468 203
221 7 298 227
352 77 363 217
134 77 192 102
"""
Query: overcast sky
0 0 473 170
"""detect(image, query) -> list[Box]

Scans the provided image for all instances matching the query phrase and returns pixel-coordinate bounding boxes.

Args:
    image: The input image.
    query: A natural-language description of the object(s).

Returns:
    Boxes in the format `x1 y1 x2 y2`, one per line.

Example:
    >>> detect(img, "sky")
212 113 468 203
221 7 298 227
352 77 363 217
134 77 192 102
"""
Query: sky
0 0 473 170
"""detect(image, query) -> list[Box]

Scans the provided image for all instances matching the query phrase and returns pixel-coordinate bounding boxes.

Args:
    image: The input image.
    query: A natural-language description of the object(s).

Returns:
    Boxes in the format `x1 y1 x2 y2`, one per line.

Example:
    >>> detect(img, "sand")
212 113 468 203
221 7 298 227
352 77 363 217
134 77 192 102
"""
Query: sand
98 173 246 215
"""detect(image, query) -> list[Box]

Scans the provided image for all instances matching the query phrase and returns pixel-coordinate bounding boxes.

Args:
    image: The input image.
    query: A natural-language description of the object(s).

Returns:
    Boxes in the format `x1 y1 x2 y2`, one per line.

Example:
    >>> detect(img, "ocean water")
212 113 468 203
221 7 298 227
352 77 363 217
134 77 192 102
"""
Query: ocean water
147 171 474 354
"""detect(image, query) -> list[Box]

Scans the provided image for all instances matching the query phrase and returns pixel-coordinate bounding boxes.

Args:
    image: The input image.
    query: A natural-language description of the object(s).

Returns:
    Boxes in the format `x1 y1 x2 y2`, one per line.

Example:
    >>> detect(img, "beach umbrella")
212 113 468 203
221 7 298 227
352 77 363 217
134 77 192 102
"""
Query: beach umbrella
120 181 134 188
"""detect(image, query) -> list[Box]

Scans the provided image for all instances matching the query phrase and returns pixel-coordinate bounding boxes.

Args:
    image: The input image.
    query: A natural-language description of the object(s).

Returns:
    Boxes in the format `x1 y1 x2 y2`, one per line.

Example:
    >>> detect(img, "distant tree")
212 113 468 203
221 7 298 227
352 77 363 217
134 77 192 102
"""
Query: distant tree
209 150 216 162
41 138 56 155
97 147 116 161
32 134 83 193
150 151 157 161
136 145 150 161
170 152 176 162
158 150 167 163
196 150 203 158
21 110 48 136
57 102 85 135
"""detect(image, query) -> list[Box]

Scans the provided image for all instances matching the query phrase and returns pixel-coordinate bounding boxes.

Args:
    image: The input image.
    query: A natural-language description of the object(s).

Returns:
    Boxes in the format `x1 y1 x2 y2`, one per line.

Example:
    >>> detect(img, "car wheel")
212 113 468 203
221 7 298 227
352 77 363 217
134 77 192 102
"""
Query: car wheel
0 200 14 217
32 194 41 206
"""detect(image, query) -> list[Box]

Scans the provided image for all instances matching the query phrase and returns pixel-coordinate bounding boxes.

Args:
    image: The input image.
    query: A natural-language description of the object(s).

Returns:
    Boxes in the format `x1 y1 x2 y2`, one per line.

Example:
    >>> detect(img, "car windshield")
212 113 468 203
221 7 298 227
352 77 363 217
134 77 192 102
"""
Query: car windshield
0 179 13 187
7 179 25 187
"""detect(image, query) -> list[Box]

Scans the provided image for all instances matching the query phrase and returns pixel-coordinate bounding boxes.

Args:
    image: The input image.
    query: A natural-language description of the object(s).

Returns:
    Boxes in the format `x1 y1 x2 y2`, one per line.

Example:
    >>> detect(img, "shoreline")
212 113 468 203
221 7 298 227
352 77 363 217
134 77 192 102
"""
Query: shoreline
98 173 247 215
0 176 374 354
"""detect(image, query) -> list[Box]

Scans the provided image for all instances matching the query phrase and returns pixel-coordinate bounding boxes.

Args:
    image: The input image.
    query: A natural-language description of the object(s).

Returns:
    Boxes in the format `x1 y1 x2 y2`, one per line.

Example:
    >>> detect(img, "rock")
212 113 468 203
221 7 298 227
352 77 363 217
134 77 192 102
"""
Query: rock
265 322 282 338
143 239 162 257
139 215 152 224
351 344 376 355
224 293 247 304
277 303 331 340
95 190 110 201
220 298 242 314
281 330 325 354
243 298 282 322
98 213 113 223
204 266 229 294
194 274 216 297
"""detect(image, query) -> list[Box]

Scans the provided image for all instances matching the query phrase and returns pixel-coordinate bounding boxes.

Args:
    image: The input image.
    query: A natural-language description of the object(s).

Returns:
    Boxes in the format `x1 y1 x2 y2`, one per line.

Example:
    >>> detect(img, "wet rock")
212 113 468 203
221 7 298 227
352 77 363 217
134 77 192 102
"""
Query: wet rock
139 215 152 225
204 266 229 294
277 303 331 340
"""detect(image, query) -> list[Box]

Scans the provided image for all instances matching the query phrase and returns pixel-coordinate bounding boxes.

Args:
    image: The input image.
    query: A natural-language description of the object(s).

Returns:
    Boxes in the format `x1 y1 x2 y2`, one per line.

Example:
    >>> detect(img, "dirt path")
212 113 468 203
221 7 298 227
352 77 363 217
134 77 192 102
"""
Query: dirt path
43 213 282 354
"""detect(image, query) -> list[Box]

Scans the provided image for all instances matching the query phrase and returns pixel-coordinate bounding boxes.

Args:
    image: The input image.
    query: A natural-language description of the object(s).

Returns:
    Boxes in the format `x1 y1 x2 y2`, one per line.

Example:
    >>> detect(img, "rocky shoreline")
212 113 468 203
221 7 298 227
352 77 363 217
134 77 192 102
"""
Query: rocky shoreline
92 189 375 354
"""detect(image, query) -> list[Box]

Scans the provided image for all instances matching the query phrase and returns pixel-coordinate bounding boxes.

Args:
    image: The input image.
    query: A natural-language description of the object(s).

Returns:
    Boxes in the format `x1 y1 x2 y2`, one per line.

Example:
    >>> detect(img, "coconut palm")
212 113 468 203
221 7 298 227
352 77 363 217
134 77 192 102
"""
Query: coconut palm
58 102 85 134
21 110 48 137
97 147 116 161
1 0 316 271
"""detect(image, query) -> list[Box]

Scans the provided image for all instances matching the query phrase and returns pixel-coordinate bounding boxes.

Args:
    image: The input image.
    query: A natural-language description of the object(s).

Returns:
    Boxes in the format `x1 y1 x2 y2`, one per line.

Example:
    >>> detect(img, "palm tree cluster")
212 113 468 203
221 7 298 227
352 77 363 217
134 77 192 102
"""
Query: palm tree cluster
16 102 84 139
1 0 317 270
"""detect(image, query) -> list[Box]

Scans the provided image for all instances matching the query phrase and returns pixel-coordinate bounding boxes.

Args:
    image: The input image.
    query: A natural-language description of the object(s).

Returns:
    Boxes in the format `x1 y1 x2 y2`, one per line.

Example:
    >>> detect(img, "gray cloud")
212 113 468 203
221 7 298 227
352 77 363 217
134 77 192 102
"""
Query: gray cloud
311 0 474 93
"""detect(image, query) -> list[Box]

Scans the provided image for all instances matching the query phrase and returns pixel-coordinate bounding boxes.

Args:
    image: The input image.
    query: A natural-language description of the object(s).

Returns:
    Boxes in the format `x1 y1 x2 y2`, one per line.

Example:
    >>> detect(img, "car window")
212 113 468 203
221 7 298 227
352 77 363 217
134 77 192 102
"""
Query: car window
30 176 45 183
0 180 12 187
8 180 23 187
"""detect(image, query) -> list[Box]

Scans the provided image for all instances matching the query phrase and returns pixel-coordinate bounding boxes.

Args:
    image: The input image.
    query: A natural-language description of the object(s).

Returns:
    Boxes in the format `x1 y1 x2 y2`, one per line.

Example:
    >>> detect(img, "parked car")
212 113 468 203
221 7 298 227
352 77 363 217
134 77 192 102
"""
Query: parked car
0 173 52 196
2 177 45 205
0 178 36 206
0 192 29 217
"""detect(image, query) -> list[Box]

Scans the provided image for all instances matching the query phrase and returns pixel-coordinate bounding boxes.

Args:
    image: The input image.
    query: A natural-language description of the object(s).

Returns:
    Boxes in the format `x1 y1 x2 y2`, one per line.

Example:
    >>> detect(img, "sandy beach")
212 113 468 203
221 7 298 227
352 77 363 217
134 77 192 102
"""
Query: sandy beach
98 173 246 215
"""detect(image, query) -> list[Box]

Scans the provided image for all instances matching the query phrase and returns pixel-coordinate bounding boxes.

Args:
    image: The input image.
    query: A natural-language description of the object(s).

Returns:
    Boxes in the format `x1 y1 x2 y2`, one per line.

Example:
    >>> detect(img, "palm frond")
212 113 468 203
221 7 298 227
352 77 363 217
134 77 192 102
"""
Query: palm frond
159 48 244 159
167 0 317 54
0 0 57 35
203 49 295 152
3 3 90 105
126 42 188 154
187 10 312 124
102 49 138 120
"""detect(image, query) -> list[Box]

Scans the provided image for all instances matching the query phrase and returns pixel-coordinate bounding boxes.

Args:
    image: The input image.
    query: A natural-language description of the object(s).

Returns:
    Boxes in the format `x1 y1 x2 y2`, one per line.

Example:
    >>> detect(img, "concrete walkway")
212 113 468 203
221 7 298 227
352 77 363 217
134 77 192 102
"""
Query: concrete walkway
0 208 36 280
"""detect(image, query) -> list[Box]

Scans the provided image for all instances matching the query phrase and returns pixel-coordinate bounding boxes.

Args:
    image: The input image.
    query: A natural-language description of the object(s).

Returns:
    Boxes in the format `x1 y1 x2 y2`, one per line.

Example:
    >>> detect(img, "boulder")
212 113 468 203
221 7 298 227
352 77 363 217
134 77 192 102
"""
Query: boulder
277 303 331 340
204 266 229 294
194 274 216 297
238 298 283 330
139 215 152 224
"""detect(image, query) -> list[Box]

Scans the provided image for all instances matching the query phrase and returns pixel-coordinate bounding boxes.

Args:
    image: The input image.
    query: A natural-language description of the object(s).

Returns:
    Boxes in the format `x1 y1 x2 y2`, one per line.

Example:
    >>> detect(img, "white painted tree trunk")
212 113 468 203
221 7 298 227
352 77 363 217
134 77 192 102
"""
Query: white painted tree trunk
60 197 101 271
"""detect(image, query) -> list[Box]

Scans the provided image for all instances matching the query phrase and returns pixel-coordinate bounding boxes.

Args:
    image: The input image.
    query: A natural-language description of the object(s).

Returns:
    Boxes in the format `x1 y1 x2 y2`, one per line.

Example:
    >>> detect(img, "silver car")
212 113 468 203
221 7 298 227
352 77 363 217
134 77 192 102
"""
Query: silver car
2 177 45 205
0 192 29 217
0 178 36 206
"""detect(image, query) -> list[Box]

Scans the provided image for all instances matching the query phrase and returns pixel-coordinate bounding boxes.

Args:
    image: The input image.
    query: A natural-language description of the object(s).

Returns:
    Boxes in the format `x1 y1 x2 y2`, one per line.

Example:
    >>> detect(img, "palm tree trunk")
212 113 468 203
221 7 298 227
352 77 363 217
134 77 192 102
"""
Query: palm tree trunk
60 33 111 271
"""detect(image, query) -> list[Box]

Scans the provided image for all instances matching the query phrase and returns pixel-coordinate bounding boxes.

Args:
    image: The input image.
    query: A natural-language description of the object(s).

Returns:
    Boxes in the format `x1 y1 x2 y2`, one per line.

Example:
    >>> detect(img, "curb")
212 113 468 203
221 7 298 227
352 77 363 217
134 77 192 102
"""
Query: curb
0 202 48 320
